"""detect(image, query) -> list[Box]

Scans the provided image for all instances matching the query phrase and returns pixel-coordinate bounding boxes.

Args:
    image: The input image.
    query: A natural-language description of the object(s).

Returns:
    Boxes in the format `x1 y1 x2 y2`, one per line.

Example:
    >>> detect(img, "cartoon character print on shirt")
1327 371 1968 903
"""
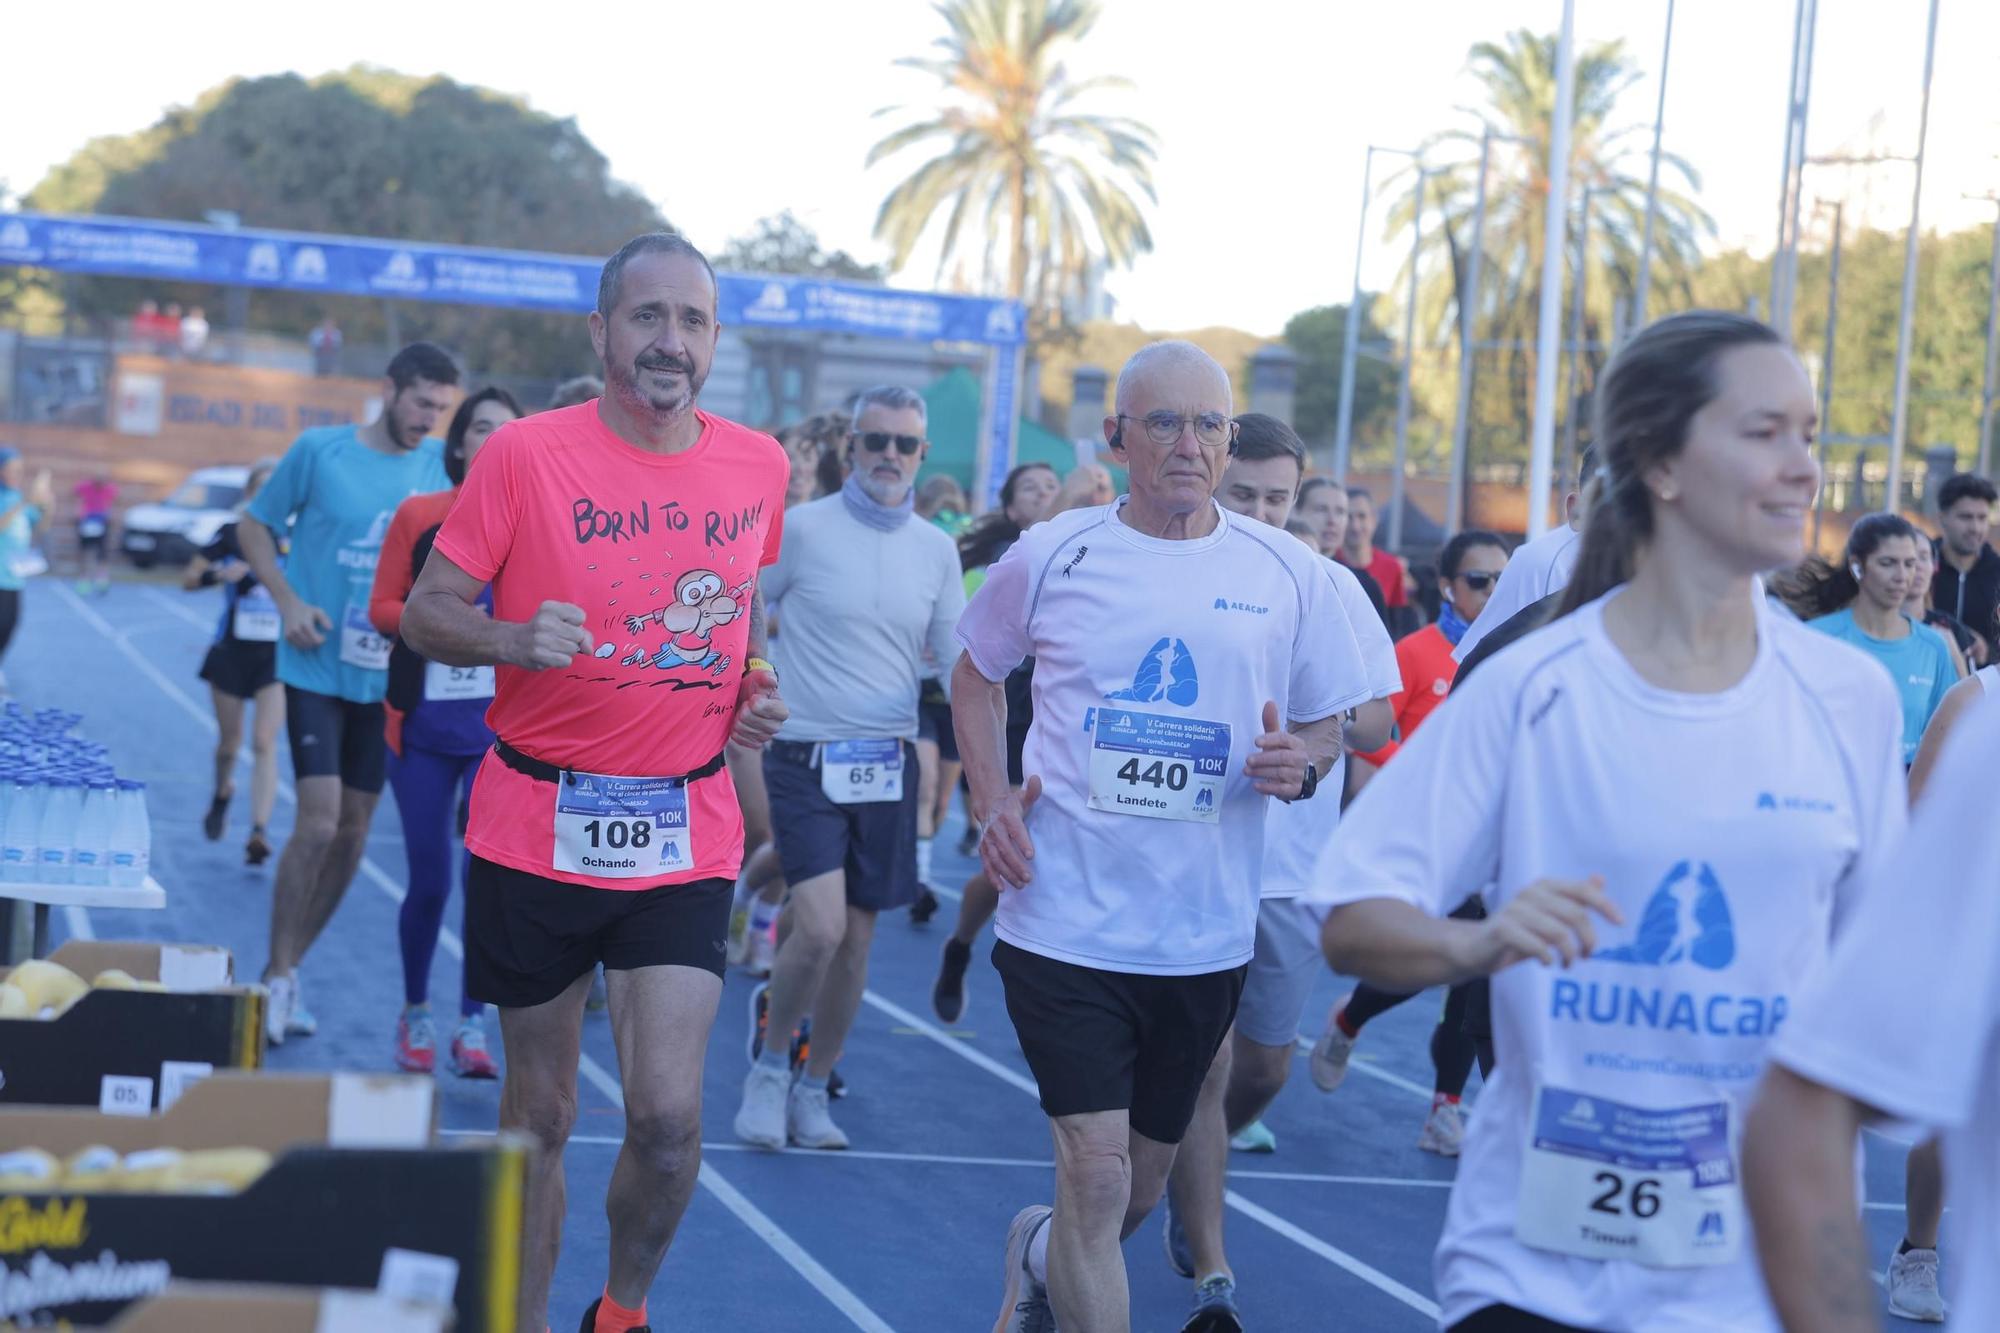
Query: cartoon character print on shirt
615 568 755 677
562 490 772 695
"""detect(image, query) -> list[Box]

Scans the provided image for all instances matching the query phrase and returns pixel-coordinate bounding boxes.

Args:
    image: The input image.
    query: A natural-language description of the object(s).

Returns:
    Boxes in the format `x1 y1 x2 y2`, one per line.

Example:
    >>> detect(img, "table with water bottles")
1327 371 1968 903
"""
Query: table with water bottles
0 705 162 962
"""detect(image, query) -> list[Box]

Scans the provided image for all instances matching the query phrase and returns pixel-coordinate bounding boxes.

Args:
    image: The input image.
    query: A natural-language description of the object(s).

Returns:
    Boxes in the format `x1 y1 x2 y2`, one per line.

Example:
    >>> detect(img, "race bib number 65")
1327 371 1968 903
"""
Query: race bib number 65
1514 1085 1742 1268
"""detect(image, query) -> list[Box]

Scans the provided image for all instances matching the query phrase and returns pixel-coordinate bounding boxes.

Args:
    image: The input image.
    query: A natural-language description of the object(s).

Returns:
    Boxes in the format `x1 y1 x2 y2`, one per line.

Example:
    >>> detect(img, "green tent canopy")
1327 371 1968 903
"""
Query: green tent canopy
919 366 1125 499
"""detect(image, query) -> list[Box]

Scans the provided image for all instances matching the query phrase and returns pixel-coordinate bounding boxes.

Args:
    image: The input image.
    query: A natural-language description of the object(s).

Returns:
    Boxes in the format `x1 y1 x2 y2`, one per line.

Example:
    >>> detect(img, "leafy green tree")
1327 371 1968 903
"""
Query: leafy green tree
1282 302 1398 455
718 211 884 281
25 67 668 379
1384 29 1714 465
867 0 1157 327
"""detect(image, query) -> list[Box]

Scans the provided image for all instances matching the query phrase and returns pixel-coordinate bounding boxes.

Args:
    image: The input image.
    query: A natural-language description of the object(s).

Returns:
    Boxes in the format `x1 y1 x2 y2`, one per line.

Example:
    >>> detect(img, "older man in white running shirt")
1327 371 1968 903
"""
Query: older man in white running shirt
734 385 965 1151
956 342 1373 1333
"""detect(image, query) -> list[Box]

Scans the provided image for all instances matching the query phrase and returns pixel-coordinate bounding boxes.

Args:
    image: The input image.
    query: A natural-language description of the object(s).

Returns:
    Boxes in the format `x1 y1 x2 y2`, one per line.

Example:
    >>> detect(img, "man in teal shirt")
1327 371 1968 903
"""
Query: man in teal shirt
0 447 53 693
237 342 458 1042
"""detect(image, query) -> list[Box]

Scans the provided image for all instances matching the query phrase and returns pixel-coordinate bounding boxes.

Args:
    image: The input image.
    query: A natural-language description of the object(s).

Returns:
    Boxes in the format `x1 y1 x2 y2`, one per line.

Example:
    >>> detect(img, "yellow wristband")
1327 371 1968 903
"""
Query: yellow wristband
747 657 777 676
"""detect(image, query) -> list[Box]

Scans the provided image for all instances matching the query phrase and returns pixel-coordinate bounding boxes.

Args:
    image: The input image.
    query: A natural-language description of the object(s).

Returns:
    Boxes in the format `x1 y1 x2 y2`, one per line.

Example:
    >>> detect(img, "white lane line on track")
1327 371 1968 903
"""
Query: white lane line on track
70 581 900 1333
433 1130 1915 1209
858 988 1443 1319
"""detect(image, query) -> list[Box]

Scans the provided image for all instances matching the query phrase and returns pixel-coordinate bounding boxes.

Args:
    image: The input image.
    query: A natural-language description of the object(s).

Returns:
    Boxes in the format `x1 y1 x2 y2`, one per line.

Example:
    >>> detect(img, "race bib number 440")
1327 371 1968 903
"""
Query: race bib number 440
1515 1085 1742 1268
553 771 694 880
1086 709 1230 823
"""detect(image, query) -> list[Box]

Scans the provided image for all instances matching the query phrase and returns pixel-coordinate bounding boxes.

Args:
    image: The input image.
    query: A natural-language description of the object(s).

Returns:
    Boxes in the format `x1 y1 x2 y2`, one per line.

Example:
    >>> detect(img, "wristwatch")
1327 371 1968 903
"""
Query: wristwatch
1297 761 1320 801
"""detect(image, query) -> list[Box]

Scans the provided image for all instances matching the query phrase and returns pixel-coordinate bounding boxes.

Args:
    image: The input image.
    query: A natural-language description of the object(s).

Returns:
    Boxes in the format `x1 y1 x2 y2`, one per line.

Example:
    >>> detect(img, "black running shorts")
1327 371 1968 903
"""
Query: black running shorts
1450 1306 1595 1332
762 738 920 912
992 938 1245 1144
284 685 387 794
464 855 732 1009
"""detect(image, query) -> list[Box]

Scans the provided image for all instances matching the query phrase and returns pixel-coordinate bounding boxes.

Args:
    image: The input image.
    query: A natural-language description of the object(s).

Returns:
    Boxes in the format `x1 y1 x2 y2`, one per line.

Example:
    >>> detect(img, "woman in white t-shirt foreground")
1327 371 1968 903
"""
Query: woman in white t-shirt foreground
1313 310 1907 1333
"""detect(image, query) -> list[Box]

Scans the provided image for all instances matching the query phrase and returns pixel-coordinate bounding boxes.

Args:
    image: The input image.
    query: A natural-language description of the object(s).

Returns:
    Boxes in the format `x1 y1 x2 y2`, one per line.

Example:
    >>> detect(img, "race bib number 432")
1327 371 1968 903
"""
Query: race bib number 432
1086 708 1230 823
1515 1085 1742 1268
552 770 694 880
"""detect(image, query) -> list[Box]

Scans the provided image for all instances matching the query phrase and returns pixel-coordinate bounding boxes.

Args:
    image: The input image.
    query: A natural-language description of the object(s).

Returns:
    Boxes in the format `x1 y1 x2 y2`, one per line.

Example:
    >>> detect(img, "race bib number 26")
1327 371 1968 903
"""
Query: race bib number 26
1514 1085 1742 1268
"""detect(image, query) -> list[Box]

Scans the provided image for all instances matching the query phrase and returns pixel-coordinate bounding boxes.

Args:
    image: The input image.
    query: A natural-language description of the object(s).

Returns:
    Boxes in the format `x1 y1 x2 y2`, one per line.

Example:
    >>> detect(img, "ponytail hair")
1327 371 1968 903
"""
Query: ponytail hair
1557 312 1786 616
1771 511 1921 619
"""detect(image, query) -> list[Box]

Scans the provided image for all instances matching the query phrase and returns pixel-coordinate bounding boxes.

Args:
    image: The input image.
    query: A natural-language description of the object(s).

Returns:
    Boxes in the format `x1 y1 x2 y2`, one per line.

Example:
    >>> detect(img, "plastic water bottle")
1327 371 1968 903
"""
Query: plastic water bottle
109 779 151 888
71 779 116 887
2 773 43 883
36 776 79 884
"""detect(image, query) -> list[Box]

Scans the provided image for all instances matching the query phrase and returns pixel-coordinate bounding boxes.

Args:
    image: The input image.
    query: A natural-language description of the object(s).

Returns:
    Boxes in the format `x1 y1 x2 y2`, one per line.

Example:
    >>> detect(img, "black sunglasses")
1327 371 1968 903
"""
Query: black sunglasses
1457 572 1498 591
852 431 923 457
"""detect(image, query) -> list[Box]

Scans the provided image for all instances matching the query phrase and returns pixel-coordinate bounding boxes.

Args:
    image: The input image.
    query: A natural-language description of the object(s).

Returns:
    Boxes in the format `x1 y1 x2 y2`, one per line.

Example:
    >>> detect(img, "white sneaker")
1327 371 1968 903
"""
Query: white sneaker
787 1081 849 1150
734 1063 791 1149
284 972 317 1037
993 1205 1055 1333
263 974 293 1047
744 925 776 978
1418 1100 1466 1156
1310 995 1358 1092
1886 1247 1947 1322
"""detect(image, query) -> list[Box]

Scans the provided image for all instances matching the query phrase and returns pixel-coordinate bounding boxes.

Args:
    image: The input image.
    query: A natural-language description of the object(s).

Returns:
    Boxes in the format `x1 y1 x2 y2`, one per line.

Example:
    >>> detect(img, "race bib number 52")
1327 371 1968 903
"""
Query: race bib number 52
1514 1085 1742 1268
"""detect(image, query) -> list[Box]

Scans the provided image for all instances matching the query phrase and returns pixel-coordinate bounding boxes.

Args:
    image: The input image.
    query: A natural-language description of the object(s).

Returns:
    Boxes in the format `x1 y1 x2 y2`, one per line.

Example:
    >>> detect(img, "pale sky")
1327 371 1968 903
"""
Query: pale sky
6 0 1997 335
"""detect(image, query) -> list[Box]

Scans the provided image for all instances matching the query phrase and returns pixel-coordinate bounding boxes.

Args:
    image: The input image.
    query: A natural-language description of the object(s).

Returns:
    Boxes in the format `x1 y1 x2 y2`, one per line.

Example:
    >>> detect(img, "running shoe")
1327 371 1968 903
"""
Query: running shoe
744 924 776 978
1162 1193 1195 1278
1182 1275 1245 1332
1230 1119 1278 1153
244 827 272 867
285 973 317 1037
262 973 293 1047
1309 995 1358 1092
910 886 940 925
828 1067 846 1100
725 902 752 966
734 1062 790 1150
957 823 982 859
585 967 608 1012
394 1009 436 1074
203 791 230 841
787 1080 849 1150
934 936 973 1024
576 1297 650 1333
993 1205 1055 1333
450 1020 499 1079
747 983 810 1071
1418 1100 1466 1157
1886 1246 1947 1322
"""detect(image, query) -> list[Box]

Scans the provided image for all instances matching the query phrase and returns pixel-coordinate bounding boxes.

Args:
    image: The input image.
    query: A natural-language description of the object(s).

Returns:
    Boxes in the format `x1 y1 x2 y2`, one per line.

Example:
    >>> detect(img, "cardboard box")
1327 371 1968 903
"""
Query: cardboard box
0 942 261 1108
5 1280 454 1332
0 1074 523 1332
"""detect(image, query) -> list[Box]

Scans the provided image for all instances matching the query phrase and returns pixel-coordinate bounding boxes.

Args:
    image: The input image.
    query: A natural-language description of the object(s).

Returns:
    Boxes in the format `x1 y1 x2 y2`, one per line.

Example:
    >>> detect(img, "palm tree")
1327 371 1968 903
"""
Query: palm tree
867 0 1158 325
1382 29 1715 466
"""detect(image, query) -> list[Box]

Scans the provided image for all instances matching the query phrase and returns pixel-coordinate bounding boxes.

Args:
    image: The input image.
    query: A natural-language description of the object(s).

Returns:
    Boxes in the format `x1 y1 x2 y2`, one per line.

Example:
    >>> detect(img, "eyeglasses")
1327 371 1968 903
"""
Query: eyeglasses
1117 412 1236 449
1457 572 1498 591
853 431 924 457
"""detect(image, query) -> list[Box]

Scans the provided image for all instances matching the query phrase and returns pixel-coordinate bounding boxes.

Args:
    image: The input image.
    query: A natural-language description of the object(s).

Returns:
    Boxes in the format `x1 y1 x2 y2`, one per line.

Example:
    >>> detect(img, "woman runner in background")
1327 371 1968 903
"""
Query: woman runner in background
1315 312 1907 1332
370 386 520 1078
187 457 284 866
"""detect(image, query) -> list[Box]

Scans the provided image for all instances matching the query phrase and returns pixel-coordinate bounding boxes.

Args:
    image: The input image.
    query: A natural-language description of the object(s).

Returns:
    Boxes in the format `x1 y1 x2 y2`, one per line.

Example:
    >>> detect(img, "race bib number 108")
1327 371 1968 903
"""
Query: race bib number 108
552 771 694 879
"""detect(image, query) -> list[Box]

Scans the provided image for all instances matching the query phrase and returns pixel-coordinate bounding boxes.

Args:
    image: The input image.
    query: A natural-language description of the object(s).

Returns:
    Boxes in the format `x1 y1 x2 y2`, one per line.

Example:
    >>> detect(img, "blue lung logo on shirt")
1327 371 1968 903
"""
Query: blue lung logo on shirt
1597 860 1736 971
1106 637 1198 705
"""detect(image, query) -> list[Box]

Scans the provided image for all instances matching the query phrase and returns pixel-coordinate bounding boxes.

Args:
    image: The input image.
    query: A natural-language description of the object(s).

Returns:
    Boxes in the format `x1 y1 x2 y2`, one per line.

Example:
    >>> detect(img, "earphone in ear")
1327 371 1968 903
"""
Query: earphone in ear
1111 423 1124 449
1850 563 1862 581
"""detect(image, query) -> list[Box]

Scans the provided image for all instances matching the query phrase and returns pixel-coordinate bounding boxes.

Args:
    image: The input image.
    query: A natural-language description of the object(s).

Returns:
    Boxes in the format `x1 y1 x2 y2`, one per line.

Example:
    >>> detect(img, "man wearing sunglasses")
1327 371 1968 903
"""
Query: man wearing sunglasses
734 385 966 1152
957 341 1374 1332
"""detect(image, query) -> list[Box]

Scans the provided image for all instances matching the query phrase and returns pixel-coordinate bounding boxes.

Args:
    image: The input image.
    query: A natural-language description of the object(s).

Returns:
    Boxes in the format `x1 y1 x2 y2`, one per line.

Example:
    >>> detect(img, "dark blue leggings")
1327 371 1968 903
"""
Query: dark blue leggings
387 745 483 1016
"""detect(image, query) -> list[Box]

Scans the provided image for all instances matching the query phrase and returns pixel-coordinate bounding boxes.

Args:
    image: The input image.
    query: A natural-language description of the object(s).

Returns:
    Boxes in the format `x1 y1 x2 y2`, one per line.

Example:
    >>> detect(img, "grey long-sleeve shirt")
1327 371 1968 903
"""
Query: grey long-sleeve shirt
762 494 966 742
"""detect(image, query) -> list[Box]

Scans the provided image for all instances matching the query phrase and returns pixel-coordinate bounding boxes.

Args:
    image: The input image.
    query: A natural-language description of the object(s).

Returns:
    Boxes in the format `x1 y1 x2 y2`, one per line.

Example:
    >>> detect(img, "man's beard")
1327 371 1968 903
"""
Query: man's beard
612 351 705 417
857 464 911 507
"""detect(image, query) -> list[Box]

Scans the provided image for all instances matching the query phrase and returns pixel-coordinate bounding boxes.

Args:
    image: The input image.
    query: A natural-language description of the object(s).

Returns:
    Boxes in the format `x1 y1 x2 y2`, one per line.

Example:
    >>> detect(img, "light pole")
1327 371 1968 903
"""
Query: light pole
1632 0 1676 330
1388 167 1429 552
1562 186 1596 503
1526 0 1577 539
1446 127 1530 537
1770 0 1819 336
1887 0 1942 510
1333 144 1419 483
